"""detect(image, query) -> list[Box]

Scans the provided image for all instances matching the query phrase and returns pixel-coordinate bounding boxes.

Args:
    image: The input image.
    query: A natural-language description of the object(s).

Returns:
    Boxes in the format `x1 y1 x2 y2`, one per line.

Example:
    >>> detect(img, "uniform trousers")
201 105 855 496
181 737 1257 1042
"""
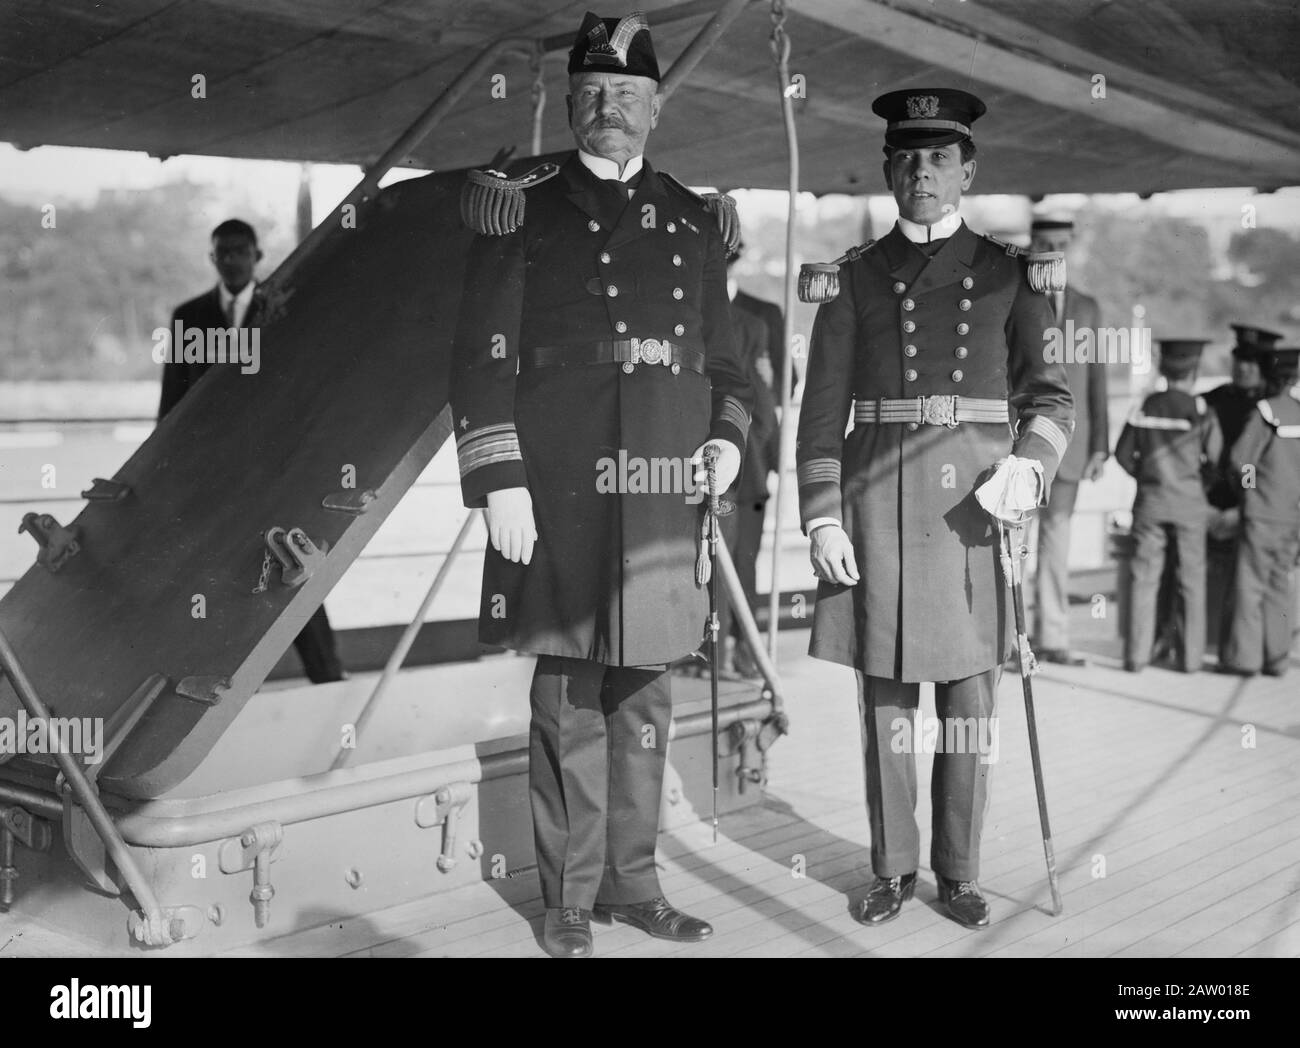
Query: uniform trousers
1222 519 1300 674
529 655 671 909
855 667 999 882
1127 517 1206 672
1033 479 1078 650
294 606 344 683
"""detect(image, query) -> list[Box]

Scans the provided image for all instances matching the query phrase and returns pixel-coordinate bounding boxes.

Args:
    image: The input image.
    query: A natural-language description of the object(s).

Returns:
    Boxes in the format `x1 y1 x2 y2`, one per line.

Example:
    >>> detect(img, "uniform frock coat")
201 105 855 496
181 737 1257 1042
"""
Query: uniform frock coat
796 223 1074 683
450 153 752 667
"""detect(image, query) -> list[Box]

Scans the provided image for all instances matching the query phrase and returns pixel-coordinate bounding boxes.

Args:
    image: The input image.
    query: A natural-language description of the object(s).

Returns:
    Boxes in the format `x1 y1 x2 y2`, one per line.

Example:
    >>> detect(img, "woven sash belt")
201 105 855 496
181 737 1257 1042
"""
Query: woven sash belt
853 395 1009 428
522 339 705 375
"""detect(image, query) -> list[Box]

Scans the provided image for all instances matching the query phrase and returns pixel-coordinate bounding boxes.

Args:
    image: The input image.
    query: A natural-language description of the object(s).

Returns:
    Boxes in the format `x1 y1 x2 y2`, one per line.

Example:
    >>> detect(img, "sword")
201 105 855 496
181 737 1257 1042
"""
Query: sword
1000 519 1064 916
698 444 722 844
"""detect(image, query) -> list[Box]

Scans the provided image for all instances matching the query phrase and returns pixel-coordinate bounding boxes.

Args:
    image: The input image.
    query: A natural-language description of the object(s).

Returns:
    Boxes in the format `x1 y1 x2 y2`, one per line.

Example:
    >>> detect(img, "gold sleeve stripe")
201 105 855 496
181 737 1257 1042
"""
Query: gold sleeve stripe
456 423 522 476
1025 414 1070 458
798 457 841 486
717 395 750 441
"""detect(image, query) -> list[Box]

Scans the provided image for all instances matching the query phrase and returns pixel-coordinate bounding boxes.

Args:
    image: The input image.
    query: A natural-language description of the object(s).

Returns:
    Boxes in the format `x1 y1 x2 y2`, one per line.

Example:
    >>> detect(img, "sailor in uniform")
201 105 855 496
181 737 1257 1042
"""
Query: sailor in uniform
1202 324 1283 654
1115 339 1222 673
1220 346 1300 677
796 88 1074 929
450 11 752 958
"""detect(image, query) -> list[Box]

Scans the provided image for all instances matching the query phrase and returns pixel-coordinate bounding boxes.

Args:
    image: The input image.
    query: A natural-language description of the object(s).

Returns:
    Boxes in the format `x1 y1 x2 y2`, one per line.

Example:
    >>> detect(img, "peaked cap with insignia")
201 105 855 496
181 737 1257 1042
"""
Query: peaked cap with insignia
568 11 660 81
871 87 987 148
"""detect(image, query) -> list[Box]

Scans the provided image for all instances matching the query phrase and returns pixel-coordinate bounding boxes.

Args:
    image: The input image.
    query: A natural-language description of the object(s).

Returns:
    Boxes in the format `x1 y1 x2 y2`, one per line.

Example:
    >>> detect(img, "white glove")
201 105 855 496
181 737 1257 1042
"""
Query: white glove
975 455 1044 525
691 439 741 495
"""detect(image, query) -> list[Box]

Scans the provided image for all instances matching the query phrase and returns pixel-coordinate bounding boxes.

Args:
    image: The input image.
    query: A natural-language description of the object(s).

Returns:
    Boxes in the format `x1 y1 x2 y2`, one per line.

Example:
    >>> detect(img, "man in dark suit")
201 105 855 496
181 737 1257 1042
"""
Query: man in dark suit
451 12 752 958
797 88 1073 929
160 218 345 684
1028 217 1108 666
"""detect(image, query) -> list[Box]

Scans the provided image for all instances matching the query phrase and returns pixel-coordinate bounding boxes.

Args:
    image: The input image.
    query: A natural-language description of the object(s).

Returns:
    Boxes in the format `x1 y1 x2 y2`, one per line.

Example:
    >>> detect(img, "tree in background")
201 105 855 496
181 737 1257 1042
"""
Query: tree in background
0 180 293 381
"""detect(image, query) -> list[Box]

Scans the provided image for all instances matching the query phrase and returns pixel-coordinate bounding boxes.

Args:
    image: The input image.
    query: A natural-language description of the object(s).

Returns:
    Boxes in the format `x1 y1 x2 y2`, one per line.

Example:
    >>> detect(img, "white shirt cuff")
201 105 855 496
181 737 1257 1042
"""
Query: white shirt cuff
807 517 842 534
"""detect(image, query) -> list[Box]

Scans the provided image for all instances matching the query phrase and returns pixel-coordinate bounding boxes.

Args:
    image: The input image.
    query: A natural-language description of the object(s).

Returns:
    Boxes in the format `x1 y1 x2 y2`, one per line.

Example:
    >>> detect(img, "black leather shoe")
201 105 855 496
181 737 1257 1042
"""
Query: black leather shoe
1037 647 1086 667
591 897 712 942
854 873 916 926
1123 660 1144 673
937 877 990 929
1214 664 1257 677
542 907 593 958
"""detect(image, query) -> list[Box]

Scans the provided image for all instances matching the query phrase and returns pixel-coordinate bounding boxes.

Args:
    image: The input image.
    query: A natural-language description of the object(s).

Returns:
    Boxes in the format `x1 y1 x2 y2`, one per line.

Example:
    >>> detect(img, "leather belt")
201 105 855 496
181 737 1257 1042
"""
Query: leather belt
522 339 704 375
853 396 1009 428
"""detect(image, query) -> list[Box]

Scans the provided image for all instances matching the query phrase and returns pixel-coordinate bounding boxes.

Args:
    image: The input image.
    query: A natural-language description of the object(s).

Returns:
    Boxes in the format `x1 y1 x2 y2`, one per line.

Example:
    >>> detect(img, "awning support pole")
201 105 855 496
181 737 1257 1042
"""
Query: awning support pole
332 506 483 770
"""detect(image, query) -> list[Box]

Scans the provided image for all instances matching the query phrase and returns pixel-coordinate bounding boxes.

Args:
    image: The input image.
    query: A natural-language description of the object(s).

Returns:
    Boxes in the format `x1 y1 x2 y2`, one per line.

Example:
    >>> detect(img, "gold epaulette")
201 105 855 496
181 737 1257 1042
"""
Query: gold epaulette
460 162 561 235
981 234 1066 293
797 241 875 304
659 172 742 255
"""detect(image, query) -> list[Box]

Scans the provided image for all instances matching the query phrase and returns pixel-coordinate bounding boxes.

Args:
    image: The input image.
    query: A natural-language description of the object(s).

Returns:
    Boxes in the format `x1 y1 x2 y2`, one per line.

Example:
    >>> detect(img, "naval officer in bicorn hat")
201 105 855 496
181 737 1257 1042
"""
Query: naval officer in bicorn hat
450 10 752 958
796 88 1074 929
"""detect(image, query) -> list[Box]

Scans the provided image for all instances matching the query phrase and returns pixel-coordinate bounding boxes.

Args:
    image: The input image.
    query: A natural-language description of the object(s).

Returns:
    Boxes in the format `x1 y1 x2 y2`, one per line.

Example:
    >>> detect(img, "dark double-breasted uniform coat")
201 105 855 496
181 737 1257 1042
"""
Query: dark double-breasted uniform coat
451 153 752 669
796 223 1075 684
1222 387 1300 674
1115 389 1222 670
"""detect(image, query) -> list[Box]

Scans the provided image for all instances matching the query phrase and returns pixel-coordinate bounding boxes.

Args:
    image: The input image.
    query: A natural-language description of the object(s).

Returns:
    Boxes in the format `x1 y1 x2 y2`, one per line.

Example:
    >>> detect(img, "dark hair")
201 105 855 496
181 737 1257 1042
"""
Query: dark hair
884 138 977 163
211 219 258 245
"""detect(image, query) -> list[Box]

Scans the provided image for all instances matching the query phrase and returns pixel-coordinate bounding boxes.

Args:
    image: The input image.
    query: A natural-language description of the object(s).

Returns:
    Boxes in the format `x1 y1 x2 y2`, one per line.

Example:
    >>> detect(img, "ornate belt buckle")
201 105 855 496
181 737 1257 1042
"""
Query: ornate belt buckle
639 337 666 365
921 394 958 428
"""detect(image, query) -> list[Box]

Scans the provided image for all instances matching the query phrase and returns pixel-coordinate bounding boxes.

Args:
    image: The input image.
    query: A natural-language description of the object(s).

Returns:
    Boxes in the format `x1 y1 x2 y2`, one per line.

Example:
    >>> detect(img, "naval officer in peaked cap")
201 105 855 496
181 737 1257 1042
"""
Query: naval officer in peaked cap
796 87 1074 929
450 10 752 958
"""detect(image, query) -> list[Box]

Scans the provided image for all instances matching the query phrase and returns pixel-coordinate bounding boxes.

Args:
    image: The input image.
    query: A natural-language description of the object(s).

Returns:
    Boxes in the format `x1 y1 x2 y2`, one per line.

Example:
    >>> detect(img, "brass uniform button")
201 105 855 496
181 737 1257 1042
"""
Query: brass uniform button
958 298 972 311
952 369 964 382
673 287 684 300
893 282 907 294
962 276 974 289
622 361 635 374
600 251 612 264
956 322 970 335
588 220 600 232
955 346 968 359
904 369 918 382
904 345 918 357
903 320 916 333
674 324 685 336
607 285 618 297
902 299 915 311
667 221 677 232
615 321 628 333
671 363 681 375
907 422 919 432
673 254 683 266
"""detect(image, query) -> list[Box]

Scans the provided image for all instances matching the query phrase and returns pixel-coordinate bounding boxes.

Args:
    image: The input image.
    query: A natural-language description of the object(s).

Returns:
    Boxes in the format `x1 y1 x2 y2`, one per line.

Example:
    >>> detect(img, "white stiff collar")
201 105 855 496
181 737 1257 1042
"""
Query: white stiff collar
578 150 644 183
896 210 964 244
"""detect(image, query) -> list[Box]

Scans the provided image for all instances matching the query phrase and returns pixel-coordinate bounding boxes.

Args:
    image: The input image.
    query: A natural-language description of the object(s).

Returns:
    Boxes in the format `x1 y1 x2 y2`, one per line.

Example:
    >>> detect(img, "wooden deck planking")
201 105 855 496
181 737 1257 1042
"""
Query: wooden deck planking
9 624 1299 958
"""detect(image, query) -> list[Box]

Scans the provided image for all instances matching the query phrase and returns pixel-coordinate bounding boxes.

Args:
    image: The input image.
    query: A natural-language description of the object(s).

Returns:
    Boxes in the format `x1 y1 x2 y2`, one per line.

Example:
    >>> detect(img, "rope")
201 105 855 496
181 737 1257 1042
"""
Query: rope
529 41 546 156
765 0 800 664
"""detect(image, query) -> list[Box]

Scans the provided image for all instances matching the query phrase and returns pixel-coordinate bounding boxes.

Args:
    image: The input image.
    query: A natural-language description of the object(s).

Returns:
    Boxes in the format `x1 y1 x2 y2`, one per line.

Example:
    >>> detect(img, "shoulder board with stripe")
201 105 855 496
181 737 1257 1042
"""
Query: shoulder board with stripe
842 239 876 264
982 232 1023 257
659 172 741 254
1127 410 1193 432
